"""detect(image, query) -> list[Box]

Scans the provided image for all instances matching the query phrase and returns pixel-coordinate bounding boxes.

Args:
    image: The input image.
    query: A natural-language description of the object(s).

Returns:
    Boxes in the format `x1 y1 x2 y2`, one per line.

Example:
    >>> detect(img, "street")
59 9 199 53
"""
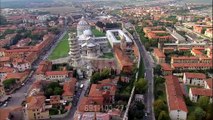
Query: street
52 79 90 120
0 29 67 108
133 29 155 120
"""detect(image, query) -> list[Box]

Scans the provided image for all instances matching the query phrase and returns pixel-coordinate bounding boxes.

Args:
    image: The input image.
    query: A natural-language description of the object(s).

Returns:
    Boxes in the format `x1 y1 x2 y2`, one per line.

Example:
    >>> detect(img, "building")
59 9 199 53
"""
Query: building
204 79 212 89
165 75 188 120
77 17 91 37
153 48 165 64
189 88 213 103
88 82 117 104
62 78 77 102
50 95 61 105
204 28 213 38
24 95 49 120
45 71 69 81
114 46 133 73
183 73 206 86
35 61 52 80
76 17 110 58
106 29 133 48
68 33 81 67
161 63 173 75
0 106 24 120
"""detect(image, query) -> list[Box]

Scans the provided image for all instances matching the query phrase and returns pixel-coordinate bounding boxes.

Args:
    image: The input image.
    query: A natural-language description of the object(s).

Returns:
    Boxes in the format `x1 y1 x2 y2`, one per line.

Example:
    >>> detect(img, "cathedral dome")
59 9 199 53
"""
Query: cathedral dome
77 17 91 36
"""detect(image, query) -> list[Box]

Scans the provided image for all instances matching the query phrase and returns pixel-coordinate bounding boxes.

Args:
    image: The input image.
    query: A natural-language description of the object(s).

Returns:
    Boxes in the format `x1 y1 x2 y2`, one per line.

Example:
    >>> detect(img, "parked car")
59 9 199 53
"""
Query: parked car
3 101 8 107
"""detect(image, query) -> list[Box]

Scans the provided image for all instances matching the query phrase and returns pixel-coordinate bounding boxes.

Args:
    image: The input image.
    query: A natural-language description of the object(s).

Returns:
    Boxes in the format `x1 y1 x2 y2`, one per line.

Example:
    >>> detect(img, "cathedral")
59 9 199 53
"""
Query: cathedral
74 17 110 58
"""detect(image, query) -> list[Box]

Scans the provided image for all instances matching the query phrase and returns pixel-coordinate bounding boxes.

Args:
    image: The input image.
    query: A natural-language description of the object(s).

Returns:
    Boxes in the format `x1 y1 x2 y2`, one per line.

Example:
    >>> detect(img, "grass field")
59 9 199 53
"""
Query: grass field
100 52 114 59
91 27 105 37
48 33 69 60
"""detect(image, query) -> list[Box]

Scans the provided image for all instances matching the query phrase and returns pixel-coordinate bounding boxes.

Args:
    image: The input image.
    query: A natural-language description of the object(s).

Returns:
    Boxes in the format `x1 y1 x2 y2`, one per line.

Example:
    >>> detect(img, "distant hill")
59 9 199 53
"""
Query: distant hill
1 0 53 8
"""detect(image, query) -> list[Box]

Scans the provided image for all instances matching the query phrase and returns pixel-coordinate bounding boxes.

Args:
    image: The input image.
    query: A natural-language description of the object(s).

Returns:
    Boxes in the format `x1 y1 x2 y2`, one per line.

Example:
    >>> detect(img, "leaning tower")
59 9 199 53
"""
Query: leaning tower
68 33 81 67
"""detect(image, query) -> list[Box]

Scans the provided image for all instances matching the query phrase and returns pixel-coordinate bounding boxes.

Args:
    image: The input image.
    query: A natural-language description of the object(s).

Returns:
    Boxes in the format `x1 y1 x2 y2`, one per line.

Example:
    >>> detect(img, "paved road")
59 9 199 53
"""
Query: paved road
0 29 67 108
133 29 155 120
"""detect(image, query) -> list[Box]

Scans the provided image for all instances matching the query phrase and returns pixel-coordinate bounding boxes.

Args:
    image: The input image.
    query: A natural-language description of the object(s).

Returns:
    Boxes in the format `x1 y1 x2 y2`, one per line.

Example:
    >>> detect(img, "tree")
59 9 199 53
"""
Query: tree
53 87 63 95
49 108 59 115
154 76 165 85
206 103 213 120
198 96 210 111
45 88 53 97
134 78 148 94
194 107 206 120
158 111 169 120
153 99 167 117
3 79 16 89
154 65 162 76
188 112 196 120
90 72 100 84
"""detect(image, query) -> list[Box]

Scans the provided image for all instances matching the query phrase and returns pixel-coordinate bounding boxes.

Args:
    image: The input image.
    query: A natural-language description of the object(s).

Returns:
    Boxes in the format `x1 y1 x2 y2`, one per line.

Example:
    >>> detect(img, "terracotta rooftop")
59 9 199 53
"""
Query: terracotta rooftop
26 95 46 110
45 71 68 76
78 97 104 112
161 63 172 71
184 72 206 79
165 75 188 112
0 67 16 73
171 56 199 60
172 63 213 68
190 88 213 97
0 57 10 62
63 78 77 96
205 79 213 89
153 48 165 58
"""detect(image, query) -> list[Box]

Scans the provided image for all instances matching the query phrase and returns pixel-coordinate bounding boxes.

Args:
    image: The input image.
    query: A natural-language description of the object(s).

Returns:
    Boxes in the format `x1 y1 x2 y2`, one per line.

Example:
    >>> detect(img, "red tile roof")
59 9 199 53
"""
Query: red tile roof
190 88 213 97
26 95 46 110
165 75 188 112
78 97 104 112
171 56 199 60
0 57 10 62
36 61 52 74
4 71 29 80
0 67 16 73
184 72 206 79
172 63 213 68
63 78 77 96
161 63 172 71
205 79 213 89
153 48 165 58
45 71 68 76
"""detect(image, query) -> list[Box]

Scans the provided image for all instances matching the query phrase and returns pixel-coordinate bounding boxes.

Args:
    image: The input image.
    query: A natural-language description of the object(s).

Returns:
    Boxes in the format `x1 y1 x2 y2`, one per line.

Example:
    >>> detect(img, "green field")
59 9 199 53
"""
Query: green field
48 33 69 60
91 27 105 37
100 52 114 59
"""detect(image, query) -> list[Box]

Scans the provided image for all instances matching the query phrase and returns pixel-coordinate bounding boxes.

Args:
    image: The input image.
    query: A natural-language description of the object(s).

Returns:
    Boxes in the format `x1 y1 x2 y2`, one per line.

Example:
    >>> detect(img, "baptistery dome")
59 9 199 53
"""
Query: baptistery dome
77 17 90 36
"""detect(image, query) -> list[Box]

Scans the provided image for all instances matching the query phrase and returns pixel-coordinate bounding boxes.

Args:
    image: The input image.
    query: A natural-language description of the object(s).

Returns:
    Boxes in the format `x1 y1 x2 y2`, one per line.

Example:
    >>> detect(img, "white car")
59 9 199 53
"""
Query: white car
3 102 8 107
80 84 84 89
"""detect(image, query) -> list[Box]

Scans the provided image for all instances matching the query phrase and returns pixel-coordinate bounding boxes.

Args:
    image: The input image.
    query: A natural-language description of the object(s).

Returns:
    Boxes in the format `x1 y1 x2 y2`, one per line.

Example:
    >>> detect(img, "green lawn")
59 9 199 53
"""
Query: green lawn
91 27 105 37
48 33 69 60
100 52 114 58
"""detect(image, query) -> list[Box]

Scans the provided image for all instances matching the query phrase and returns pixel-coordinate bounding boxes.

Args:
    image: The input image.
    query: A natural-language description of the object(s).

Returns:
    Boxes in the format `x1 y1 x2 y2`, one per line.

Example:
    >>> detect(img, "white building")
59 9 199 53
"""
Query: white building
77 17 91 37
165 75 188 120
45 71 69 81
12 60 31 72
106 29 132 48
204 79 212 89
183 72 206 86
189 88 213 103
68 33 81 67
75 17 111 58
